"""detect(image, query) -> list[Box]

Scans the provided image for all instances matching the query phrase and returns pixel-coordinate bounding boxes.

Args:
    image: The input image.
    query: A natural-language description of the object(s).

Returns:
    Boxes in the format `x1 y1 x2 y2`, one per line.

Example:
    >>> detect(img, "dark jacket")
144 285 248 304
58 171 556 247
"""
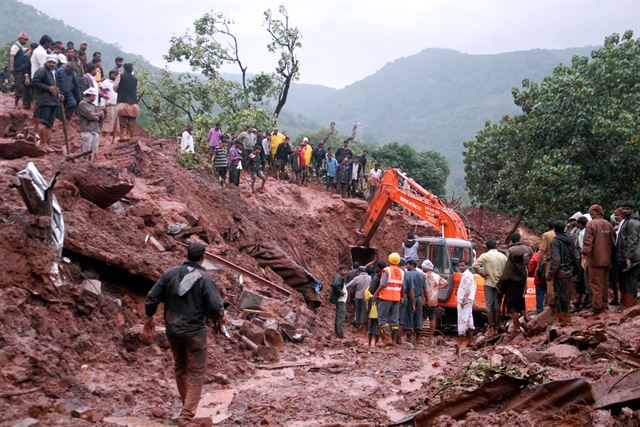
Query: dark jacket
336 163 350 184
617 212 640 262
290 149 302 172
116 72 138 104
548 233 578 279
275 142 291 162
56 67 81 107
335 147 352 163
582 217 614 267
329 273 345 305
312 147 326 165
31 67 59 107
145 261 224 337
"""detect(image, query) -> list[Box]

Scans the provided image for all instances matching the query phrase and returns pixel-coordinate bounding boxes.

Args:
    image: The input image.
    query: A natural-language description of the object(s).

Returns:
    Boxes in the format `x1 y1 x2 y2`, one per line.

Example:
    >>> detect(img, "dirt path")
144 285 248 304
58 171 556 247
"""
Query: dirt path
104 335 454 426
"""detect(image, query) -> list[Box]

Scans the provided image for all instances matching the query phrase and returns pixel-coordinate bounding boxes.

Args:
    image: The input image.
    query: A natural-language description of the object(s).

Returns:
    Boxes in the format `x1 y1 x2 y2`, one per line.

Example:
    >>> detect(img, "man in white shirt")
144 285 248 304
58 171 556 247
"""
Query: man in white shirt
368 162 383 200
100 70 119 142
180 124 195 154
30 35 53 78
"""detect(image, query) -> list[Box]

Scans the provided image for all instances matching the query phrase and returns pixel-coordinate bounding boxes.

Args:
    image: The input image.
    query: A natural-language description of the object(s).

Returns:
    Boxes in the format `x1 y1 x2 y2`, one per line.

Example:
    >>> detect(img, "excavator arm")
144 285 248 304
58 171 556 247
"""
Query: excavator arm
361 168 469 246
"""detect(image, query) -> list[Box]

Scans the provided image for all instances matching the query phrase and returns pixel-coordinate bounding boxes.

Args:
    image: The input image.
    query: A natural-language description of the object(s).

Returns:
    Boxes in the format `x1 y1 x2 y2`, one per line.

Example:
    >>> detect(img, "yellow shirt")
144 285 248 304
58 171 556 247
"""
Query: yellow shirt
303 145 312 166
270 133 286 157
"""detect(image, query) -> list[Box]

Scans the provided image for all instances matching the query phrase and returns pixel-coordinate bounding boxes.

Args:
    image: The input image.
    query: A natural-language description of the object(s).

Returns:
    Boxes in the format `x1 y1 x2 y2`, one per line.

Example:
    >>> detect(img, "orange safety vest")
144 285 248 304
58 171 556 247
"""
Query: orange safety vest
379 266 404 302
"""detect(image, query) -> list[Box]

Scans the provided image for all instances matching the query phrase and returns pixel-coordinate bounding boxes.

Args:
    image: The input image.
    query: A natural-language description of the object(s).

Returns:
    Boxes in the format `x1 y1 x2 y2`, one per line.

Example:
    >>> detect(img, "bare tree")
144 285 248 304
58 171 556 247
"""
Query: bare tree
264 5 302 118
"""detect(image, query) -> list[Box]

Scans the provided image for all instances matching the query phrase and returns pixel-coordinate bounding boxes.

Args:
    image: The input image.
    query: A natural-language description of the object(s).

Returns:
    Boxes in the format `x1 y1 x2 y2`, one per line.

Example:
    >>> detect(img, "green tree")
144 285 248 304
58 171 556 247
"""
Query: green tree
370 142 450 196
464 31 640 230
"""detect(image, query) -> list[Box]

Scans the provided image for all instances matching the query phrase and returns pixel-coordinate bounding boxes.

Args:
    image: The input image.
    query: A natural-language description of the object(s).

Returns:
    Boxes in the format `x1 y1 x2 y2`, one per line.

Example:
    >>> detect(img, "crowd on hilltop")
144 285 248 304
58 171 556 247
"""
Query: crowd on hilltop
6 31 139 161
180 123 384 197
328 202 640 347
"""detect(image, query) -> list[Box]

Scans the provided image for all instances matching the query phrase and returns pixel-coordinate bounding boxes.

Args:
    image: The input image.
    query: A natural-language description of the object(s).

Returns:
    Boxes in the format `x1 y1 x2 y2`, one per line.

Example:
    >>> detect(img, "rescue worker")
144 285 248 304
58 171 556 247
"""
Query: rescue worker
397 258 414 344
143 242 225 426
401 232 419 261
422 259 448 342
373 252 405 346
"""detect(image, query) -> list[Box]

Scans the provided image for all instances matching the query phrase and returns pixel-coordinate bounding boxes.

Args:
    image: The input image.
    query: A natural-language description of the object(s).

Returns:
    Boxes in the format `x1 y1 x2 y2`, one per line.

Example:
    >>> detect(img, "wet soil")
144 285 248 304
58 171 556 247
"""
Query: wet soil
0 92 638 427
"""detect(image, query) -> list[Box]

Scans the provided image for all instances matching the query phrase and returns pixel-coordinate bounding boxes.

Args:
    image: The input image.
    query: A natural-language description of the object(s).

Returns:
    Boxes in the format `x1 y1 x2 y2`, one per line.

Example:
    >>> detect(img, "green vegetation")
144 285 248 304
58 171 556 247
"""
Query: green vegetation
369 142 449 196
138 5 302 162
281 46 595 192
464 31 640 230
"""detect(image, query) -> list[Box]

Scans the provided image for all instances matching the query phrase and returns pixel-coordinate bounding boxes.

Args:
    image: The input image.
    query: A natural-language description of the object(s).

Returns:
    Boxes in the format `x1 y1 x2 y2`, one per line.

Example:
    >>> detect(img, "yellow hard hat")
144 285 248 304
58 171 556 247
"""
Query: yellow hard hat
388 252 401 265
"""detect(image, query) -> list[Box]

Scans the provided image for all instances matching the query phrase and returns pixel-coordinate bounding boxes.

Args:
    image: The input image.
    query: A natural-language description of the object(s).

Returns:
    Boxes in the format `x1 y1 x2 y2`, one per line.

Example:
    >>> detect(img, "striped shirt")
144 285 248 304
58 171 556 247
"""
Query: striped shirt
213 146 227 168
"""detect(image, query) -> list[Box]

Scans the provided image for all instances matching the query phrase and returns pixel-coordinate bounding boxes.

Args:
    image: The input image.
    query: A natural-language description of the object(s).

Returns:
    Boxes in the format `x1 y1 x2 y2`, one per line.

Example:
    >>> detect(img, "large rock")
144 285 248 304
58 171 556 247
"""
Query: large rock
238 290 263 310
543 344 581 366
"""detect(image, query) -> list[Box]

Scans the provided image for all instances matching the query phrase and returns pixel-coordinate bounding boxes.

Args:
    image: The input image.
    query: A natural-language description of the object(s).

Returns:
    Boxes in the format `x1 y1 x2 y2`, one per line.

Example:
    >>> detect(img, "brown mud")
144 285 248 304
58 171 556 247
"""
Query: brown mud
0 92 638 426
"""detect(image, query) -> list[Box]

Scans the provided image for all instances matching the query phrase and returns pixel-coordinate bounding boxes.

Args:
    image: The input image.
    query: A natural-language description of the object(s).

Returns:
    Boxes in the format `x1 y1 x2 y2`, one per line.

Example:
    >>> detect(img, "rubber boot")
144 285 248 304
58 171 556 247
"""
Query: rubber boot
395 327 403 345
414 331 420 346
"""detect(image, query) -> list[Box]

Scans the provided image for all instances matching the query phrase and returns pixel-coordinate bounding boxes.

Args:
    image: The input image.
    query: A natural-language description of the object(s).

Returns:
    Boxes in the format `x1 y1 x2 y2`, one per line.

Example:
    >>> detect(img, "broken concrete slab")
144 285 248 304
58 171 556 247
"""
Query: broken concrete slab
594 369 640 411
238 290 263 310
81 279 102 296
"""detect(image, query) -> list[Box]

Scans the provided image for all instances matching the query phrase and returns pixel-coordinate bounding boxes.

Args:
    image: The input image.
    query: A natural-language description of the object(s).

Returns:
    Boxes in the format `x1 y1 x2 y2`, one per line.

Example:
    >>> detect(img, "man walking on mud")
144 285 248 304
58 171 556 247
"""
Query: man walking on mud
144 242 225 426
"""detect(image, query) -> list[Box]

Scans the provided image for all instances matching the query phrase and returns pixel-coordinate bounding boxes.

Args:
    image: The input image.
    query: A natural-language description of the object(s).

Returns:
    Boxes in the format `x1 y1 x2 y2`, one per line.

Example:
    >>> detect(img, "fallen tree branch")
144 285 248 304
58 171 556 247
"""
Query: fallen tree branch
325 405 365 419
0 386 42 398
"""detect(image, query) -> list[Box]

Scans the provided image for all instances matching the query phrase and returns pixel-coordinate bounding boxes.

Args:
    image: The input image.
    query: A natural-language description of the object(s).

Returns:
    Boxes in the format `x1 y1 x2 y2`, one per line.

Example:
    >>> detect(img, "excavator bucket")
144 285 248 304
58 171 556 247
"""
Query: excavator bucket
341 245 378 268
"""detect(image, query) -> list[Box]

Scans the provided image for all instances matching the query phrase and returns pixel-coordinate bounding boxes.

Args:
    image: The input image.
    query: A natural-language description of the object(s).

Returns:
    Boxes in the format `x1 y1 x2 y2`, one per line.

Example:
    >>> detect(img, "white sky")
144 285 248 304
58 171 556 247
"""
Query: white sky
19 0 640 88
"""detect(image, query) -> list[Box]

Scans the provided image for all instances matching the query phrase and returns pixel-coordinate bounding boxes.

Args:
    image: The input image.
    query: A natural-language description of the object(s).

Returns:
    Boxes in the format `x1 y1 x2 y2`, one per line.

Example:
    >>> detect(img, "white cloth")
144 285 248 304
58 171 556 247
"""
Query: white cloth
337 280 348 303
84 74 99 106
456 269 476 335
261 137 271 157
180 130 194 153
369 168 382 180
351 162 359 180
101 79 118 105
30 45 48 77
615 219 625 243
10 41 24 56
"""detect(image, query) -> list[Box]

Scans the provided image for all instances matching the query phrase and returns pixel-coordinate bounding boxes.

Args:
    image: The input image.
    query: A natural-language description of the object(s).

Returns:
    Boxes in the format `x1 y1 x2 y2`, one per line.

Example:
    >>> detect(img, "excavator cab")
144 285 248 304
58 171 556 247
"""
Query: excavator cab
416 237 477 304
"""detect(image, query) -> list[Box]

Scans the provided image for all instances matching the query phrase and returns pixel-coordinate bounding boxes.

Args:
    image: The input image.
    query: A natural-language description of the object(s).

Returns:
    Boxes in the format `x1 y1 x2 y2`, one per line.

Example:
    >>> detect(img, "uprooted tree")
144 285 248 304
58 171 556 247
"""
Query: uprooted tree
464 31 640 230
138 4 301 143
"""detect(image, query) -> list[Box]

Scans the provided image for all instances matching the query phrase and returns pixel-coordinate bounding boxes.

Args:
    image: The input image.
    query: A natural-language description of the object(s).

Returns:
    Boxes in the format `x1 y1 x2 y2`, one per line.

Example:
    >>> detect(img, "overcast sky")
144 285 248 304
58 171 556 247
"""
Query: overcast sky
19 0 640 88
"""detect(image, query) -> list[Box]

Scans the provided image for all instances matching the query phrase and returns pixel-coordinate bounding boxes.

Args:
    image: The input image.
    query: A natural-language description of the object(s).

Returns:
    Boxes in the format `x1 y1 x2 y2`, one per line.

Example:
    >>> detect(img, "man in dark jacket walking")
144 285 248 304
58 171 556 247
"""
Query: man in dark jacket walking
582 204 614 314
617 201 640 308
547 221 578 325
144 242 225 426
31 55 60 150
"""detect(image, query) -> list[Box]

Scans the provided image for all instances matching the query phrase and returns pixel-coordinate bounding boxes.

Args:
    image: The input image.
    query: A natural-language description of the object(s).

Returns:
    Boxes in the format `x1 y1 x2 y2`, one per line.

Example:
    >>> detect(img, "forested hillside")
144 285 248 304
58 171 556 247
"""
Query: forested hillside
282 46 595 190
1 0 597 192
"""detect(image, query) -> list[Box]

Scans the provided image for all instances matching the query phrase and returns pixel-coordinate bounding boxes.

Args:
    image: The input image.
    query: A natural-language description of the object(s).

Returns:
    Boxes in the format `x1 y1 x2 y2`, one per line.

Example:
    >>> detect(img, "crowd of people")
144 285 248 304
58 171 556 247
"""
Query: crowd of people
180 123 384 197
7 32 139 159
330 201 640 346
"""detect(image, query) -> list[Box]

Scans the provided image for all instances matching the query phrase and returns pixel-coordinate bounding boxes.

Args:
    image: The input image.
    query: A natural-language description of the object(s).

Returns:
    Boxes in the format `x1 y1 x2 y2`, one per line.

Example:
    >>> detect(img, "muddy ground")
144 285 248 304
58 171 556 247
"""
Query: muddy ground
0 92 639 427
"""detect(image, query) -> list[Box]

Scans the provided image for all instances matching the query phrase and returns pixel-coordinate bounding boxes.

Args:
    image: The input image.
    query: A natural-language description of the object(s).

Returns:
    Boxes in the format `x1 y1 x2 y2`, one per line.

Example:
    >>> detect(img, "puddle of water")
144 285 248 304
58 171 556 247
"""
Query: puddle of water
103 416 172 427
196 366 297 422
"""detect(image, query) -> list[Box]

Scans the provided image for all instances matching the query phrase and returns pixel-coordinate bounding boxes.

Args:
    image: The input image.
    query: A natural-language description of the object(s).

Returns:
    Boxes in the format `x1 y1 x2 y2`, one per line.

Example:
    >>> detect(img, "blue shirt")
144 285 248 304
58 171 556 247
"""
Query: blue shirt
326 157 338 177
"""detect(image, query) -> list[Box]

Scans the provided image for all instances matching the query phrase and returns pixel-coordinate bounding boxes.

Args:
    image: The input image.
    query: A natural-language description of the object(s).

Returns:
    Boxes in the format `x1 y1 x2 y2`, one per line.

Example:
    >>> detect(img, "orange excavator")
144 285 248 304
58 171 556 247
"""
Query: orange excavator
349 168 536 316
